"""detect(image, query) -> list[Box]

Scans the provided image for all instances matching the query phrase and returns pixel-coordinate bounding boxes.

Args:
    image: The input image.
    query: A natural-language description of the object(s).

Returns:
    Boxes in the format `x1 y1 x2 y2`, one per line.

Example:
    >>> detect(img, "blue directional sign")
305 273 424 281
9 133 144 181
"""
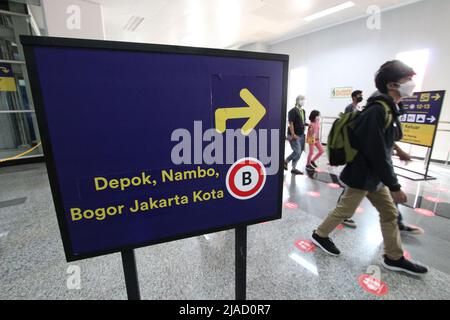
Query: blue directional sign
21 36 288 261
399 91 445 147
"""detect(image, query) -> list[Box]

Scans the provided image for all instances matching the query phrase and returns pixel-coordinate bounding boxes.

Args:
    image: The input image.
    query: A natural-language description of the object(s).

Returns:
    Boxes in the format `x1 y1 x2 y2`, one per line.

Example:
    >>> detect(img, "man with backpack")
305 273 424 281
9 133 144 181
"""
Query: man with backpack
311 60 428 276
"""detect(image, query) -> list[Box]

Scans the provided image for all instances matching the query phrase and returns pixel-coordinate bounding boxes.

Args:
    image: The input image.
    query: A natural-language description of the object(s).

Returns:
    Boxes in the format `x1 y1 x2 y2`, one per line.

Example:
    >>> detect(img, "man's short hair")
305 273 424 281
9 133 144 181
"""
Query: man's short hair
295 95 305 104
351 90 362 99
375 60 416 94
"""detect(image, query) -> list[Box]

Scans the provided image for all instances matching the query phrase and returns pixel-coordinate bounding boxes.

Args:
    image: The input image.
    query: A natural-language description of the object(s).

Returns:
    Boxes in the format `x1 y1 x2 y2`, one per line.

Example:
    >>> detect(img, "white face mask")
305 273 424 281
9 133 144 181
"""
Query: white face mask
397 80 416 98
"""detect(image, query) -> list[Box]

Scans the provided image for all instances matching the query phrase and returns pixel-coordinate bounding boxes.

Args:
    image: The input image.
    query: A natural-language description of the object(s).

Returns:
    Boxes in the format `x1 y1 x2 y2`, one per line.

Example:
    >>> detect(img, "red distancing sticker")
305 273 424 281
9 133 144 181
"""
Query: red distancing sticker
294 240 316 253
307 191 321 198
356 207 364 214
328 183 341 189
436 187 448 193
358 275 389 297
404 250 412 261
336 224 344 230
284 202 298 209
415 208 435 217
315 168 324 173
424 196 442 203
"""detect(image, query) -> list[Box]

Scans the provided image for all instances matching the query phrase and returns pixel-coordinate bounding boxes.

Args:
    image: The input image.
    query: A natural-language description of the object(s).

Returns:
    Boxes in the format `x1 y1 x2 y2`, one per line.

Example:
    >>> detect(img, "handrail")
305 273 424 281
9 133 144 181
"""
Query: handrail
0 9 30 18
318 116 450 165
0 59 26 65
0 110 35 113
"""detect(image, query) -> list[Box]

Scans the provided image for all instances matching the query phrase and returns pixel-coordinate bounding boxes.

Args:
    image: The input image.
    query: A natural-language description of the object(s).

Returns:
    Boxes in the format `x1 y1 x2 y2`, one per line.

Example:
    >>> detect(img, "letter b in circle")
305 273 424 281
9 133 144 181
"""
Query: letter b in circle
242 171 252 186
226 158 266 200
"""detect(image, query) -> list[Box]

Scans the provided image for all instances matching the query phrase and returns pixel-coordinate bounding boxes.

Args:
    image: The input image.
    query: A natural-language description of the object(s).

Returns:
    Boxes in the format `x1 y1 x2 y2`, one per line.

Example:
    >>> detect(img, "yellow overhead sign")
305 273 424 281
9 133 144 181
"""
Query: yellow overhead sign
0 63 16 92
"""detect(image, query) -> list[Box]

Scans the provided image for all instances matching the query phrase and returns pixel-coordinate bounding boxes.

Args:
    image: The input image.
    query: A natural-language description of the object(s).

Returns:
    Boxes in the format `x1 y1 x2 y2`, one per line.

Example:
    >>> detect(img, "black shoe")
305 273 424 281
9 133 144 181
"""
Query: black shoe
306 164 315 171
311 161 318 168
284 161 288 171
342 219 357 228
311 231 341 256
382 255 428 276
291 169 304 175
399 224 424 235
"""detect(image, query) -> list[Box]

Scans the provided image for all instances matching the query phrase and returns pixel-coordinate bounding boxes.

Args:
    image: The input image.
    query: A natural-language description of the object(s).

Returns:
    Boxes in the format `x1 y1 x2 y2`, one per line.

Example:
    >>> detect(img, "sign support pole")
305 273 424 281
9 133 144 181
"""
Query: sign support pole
121 249 141 300
425 147 433 179
235 226 247 300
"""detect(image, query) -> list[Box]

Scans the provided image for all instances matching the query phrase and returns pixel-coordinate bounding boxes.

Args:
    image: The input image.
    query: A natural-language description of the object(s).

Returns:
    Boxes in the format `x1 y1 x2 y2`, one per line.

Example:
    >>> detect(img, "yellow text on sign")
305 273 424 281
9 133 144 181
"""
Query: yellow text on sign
401 123 436 147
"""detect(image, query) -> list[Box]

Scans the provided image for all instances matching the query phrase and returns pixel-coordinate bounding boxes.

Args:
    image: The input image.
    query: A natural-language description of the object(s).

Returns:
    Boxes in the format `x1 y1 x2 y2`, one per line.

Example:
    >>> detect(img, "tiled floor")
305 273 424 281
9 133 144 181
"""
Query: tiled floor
1 157 450 300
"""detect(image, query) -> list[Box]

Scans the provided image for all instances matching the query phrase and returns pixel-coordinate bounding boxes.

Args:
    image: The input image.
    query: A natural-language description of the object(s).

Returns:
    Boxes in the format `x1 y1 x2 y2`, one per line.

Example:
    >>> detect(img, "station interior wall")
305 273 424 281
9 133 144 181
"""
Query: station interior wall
269 0 450 162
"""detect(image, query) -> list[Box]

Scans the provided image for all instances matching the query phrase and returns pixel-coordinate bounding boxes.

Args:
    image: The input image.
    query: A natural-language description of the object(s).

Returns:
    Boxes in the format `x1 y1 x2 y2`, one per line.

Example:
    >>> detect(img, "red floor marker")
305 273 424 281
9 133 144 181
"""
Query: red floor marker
336 224 344 230
327 183 341 189
358 275 389 297
315 168 324 173
294 240 316 253
436 187 448 193
356 207 364 214
404 250 412 261
415 208 436 217
424 196 442 203
307 191 321 198
284 202 298 209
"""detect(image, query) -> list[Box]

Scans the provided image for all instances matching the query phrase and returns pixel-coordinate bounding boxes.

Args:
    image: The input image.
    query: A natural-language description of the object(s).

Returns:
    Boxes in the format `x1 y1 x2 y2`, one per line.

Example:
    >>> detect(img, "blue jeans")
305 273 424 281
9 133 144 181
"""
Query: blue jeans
286 134 305 169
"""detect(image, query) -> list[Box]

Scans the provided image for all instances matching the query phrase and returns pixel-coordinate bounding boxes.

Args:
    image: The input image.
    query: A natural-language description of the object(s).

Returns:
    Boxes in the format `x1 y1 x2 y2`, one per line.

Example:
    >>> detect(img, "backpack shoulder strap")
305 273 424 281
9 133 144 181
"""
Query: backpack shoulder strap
373 100 393 131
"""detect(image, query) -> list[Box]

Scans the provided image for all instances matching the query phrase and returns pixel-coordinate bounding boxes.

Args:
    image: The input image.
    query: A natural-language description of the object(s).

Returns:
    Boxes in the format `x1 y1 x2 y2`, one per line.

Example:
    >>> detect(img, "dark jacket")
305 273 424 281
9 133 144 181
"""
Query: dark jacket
340 92 403 192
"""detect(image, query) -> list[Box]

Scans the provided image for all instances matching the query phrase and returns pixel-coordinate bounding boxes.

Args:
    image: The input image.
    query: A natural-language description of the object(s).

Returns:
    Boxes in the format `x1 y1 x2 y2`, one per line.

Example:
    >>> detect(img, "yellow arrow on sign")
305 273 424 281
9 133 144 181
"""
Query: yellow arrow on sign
432 93 441 101
215 88 266 136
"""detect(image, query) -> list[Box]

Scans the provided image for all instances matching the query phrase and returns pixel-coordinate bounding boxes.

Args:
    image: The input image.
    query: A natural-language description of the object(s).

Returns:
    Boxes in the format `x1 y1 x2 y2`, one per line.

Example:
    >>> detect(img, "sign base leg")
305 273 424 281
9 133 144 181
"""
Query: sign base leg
121 249 141 300
235 226 247 300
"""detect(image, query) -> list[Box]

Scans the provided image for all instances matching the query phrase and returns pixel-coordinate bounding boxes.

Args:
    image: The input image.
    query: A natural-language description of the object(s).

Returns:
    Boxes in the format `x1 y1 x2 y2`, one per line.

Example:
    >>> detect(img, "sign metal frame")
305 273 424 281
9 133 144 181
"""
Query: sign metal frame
395 90 446 181
20 35 289 263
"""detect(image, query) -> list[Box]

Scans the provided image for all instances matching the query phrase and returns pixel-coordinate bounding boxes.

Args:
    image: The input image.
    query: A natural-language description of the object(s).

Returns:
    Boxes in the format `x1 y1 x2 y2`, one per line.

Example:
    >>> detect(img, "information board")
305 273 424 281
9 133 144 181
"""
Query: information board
21 36 288 261
0 63 17 92
399 91 445 147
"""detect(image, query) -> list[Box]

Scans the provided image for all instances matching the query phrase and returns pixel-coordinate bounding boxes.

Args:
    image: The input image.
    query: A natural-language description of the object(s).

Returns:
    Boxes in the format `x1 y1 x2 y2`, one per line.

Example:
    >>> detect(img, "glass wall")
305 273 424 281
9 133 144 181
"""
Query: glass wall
0 1 42 165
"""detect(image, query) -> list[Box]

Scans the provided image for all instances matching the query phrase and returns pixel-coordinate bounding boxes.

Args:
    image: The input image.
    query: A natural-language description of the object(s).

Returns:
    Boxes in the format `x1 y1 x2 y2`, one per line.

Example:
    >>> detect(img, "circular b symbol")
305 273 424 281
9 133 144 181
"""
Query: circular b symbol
226 158 266 200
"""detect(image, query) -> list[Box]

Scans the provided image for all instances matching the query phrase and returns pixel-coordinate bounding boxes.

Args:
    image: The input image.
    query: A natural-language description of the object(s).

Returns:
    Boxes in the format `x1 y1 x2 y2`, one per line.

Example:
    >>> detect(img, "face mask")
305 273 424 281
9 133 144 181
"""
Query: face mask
397 80 416 98
356 97 363 103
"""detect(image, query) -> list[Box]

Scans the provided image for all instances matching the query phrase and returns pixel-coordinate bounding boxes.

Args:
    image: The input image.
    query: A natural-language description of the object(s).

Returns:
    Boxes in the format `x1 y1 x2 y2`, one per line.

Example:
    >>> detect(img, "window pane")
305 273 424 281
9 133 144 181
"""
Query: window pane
0 65 31 111
0 112 42 162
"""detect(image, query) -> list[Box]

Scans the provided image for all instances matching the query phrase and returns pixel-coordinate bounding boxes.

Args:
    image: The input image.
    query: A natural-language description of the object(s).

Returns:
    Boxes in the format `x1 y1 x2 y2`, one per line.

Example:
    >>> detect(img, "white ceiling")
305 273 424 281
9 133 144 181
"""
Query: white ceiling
92 0 422 49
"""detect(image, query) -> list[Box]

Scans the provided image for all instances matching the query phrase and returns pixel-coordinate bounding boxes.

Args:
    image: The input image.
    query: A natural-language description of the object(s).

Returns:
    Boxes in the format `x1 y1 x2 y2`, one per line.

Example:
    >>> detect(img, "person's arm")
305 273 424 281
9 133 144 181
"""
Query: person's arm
288 110 299 140
394 143 411 162
289 122 298 140
315 122 320 139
